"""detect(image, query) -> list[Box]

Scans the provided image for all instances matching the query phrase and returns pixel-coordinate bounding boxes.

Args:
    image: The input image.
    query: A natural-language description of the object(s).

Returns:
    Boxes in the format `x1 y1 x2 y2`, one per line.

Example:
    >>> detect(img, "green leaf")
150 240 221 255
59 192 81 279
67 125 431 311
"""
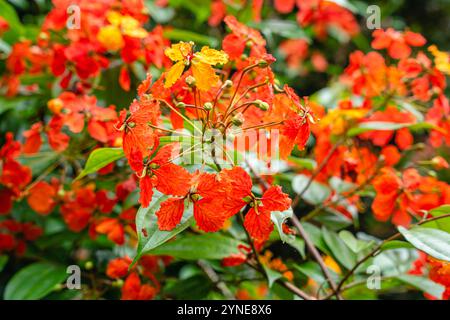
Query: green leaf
329 176 356 194
289 238 306 259
149 233 246 260
134 194 194 264
262 265 283 288
76 148 124 180
0 255 8 272
302 222 330 255
396 274 445 299
339 231 374 253
164 29 218 47
287 157 316 171
347 121 436 137
4 262 67 300
314 208 353 230
145 0 175 23
322 227 357 269
398 226 450 262
292 174 331 205
422 205 450 233
380 240 414 251
271 208 294 243
164 275 212 299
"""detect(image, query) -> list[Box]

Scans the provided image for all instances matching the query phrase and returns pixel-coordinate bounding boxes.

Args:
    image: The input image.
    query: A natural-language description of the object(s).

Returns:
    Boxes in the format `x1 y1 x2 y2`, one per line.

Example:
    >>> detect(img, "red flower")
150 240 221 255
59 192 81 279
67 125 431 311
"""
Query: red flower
117 93 161 160
22 122 43 155
221 167 291 241
371 167 422 226
96 218 125 245
121 272 157 300
223 15 267 60
106 257 132 279
129 143 191 208
372 28 426 59
27 181 59 215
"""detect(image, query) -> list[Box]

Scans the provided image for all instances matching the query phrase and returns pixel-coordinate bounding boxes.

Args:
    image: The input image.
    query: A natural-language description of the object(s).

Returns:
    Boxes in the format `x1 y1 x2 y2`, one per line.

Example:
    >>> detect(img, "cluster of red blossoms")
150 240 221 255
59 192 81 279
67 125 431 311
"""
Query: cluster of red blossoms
1 0 450 300
1 0 169 97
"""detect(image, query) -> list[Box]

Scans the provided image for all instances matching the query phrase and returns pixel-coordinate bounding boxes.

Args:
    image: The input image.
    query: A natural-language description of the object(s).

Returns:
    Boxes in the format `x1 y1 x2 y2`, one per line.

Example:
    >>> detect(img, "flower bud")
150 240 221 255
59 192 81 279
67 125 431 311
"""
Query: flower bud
231 113 244 126
203 102 213 111
176 101 186 108
85 261 94 270
258 60 269 68
223 80 233 88
254 100 269 111
185 75 196 87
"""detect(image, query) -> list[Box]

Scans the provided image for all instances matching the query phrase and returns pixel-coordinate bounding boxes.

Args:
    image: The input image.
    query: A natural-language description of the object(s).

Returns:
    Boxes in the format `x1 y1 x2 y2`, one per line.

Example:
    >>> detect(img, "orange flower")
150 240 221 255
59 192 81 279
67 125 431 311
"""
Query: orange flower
27 181 58 215
371 167 422 226
116 95 161 160
106 257 132 279
128 143 191 208
121 272 157 300
96 218 125 245
372 28 426 59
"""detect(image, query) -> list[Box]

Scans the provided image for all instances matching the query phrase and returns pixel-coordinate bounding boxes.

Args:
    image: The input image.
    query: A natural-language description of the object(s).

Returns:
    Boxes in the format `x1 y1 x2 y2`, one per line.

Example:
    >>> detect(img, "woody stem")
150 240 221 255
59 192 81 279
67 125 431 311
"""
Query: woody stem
249 167 342 300
334 212 450 295
290 215 343 300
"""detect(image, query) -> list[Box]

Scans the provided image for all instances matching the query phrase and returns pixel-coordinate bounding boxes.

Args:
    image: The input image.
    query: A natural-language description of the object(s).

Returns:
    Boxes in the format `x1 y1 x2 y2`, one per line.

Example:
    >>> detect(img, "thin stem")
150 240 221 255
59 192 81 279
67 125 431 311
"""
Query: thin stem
335 212 450 294
290 215 343 300
158 99 202 134
198 260 235 299
225 63 259 115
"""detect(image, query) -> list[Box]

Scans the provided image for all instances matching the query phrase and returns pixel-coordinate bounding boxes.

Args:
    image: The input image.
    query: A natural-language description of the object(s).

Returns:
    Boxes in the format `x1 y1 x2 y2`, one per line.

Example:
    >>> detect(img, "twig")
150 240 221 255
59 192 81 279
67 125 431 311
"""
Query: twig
335 212 450 294
290 215 343 300
198 260 235 300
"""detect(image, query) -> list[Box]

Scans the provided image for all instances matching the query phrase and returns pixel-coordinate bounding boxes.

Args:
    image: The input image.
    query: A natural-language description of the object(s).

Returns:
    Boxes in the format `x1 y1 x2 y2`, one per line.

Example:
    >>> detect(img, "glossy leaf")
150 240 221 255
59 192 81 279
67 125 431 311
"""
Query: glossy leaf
76 148 124 180
149 233 246 260
4 262 67 300
398 226 450 262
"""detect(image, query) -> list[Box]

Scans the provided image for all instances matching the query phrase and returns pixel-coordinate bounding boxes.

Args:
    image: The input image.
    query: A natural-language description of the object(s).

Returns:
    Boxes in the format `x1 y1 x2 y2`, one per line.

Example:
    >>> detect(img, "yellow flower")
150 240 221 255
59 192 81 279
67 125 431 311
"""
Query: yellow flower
164 41 228 91
323 256 341 275
97 25 125 51
120 16 147 38
320 108 367 135
97 11 147 51
429 45 450 75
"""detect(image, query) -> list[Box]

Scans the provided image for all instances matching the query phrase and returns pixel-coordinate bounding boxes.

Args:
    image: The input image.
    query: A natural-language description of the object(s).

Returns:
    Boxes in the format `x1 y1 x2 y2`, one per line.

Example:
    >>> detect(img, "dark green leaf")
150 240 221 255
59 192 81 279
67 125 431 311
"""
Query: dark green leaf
149 233 246 260
4 262 67 300
322 227 357 269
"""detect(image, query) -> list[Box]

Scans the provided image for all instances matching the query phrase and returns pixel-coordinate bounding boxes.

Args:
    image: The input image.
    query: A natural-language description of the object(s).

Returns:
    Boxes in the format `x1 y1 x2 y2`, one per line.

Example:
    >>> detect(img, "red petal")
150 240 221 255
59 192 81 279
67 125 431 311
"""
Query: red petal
139 175 155 208
261 185 291 212
119 66 131 92
244 208 273 241
194 198 227 232
155 198 185 231
154 163 191 196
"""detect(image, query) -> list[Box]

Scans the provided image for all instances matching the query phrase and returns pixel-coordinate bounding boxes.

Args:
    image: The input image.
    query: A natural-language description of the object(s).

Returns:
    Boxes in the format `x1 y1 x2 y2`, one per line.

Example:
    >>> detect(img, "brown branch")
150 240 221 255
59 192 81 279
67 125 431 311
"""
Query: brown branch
290 215 343 300
335 212 450 295
198 260 235 300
